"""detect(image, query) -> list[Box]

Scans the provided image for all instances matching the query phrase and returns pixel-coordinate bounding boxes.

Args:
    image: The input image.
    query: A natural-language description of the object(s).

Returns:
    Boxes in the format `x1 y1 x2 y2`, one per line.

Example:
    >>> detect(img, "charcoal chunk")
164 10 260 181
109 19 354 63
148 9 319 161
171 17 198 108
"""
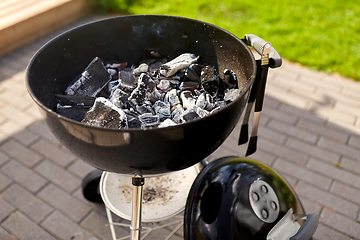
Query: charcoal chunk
148 58 167 73
172 107 185 123
147 79 156 92
111 79 135 92
127 116 143 129
66 57 111 97
205 93 216 111
124 101 138 112
148 89 164 103
157 80 171 92
185 63 203 83
136 103 155 115
195 107 209 118
153 101 171 121
200 65 219 97
213 101 226 111
182 110 200 122
160 53 199 77
55 94 96 107
159 119 177 128
224 89 242 103
180 91 196 109
110 88 129 108
133 63 149 75
119 69 136 86
81 97 127 129
195 92 207 109
128 73 149 105
56 104 89 122
139 113 159 127
108 68 118 80
165 89 180 107
223 69 238 89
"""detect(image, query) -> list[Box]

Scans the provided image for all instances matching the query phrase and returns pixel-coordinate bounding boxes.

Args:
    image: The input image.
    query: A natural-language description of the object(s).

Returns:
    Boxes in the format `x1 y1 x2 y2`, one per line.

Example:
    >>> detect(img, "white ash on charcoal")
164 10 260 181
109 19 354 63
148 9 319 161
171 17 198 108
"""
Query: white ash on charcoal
56 53 245 129
158 118 177 128
180 91 196 110
66 57 111 97
153 101 171 121
165 89 181 107
139 113 160 127
159 53 199 77
81 97 127 129
172 107 185 123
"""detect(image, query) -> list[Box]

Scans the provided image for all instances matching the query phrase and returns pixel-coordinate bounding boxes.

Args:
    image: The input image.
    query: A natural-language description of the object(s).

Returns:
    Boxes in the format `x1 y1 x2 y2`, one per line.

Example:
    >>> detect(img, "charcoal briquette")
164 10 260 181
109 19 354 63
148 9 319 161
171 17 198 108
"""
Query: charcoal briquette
119 69 136 86
127 117 143 129
66 57 111 97
139 113 159 127
148 58 167 73
195 92 207 109
165 89 180 107
224 88 242 103
158 119 177 128
195 107 209 118
81 97 127 129
171 107 184 123
128 73 148 105
205 93 216 111
200 65 219 96
153 101 171 121
108 68 118 80
157 79 171 92
110 88 129 108
148 89 164 103
136 103 155 115
223 69 238 88
182 110 200 122
160 53 199 77
56 104 89 122
133 63 149 75
180 91 196 109
55 94 95 107
185 63 203 83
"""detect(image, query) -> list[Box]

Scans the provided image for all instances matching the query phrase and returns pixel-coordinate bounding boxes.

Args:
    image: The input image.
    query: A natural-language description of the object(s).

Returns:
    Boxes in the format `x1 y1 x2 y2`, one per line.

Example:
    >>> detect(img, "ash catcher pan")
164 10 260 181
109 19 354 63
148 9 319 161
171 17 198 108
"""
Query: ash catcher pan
26 15 256 176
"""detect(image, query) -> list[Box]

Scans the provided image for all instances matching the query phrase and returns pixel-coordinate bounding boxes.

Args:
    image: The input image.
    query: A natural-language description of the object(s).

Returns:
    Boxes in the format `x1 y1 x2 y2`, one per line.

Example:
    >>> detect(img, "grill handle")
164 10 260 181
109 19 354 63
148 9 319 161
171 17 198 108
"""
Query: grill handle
290 213 319 240
244 34 282 68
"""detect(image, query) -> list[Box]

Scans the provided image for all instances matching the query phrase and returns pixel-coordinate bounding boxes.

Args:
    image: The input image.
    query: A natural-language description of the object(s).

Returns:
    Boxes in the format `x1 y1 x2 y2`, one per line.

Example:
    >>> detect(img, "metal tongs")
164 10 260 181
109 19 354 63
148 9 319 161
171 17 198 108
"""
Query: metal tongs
239 34 282 156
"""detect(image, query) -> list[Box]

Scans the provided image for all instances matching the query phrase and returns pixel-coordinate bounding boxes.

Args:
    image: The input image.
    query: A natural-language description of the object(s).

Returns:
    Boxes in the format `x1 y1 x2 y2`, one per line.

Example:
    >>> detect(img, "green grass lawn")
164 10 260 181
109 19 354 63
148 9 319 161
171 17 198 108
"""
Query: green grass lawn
91 0 360 81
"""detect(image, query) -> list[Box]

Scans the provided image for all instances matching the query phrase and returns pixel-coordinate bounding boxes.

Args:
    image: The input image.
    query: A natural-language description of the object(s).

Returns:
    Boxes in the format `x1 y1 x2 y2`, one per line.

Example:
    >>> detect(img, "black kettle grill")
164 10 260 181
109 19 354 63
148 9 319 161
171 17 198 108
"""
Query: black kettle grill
26 15 280 176
26 15 318 240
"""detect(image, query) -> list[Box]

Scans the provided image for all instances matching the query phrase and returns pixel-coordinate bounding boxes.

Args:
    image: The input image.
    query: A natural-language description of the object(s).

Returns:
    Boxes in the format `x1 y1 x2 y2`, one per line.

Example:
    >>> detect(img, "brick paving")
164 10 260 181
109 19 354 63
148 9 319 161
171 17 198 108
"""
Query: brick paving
0 15 359 240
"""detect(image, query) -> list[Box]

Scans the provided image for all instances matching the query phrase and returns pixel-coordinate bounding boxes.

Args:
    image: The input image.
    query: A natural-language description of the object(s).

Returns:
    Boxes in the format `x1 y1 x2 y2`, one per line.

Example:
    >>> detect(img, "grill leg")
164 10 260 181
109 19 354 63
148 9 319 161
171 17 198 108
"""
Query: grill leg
131 175 144 240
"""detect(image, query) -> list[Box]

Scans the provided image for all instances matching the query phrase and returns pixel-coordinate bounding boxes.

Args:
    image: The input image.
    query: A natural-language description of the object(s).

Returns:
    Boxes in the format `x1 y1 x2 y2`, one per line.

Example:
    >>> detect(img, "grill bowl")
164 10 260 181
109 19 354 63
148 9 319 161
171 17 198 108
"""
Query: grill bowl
26 15 256 176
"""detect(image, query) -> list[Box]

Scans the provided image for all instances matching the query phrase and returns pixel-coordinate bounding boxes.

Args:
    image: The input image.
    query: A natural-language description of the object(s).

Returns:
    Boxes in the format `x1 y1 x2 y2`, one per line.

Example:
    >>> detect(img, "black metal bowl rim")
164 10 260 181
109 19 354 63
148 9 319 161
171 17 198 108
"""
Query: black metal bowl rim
26 14 256 133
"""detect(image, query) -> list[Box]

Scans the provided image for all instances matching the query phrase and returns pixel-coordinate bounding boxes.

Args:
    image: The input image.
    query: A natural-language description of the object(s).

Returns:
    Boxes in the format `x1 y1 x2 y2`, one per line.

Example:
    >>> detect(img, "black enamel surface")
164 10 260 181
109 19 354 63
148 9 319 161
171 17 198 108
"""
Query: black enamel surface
184 157 305 240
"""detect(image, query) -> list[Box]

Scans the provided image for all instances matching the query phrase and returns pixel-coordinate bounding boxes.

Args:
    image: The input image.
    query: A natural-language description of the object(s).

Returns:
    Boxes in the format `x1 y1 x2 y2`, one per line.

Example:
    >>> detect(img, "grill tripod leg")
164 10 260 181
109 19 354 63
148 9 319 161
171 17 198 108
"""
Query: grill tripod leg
131 175 144 240
105 206 117 240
